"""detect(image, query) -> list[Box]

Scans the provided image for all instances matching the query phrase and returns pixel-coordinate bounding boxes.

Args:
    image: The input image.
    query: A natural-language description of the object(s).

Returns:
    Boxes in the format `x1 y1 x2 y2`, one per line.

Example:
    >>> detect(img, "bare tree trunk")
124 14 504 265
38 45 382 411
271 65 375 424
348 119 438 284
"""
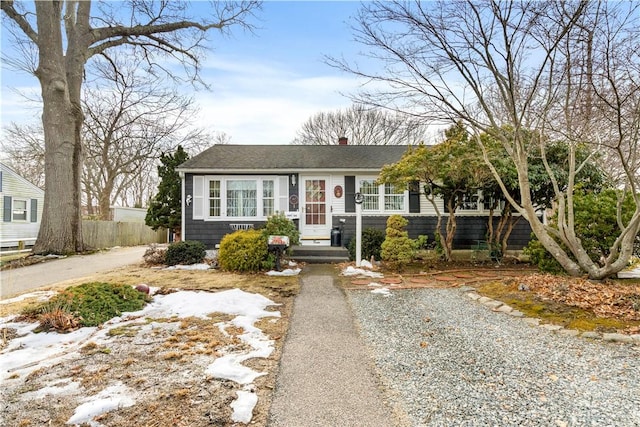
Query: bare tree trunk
33 1 84 254
98 179 115 220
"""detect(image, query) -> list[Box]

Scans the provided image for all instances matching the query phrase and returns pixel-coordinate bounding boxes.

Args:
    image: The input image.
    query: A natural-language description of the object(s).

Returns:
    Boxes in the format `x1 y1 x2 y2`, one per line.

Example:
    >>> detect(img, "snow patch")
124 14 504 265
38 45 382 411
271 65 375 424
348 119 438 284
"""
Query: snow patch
0 290 56 305
165 263 210 270
371 287 392 297
342 266 384 278
231 389 258 424
66 382 134 426
266 268 301 276
21 381 81 400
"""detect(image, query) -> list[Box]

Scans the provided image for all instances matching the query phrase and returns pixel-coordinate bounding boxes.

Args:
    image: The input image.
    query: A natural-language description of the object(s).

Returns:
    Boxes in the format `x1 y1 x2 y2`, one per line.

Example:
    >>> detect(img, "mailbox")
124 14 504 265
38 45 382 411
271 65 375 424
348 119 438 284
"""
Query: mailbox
268 235 290 271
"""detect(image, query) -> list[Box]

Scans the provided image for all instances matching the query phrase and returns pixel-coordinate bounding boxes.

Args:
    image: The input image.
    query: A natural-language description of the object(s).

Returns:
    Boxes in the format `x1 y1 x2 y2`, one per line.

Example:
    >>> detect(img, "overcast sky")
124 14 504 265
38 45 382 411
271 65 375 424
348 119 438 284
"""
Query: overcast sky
1 1 373 146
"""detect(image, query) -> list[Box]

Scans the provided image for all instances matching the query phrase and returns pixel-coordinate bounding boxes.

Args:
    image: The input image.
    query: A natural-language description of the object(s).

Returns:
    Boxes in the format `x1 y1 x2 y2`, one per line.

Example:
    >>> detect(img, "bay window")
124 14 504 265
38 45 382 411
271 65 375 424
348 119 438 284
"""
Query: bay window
227 180 257 217
263 180 275 216
209 180 221 217
200 176 281 220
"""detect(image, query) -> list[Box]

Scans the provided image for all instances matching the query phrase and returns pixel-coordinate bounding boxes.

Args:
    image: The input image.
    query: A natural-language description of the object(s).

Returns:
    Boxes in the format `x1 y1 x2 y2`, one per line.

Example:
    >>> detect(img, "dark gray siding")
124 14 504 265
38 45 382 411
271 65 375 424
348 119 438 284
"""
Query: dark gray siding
185 173 532 249
332 215 532 250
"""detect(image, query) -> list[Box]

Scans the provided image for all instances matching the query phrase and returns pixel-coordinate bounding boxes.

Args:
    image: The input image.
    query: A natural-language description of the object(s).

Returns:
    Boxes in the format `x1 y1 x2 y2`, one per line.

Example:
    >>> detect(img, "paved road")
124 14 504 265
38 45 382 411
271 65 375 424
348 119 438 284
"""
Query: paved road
0 246 148 299
267 264 400 427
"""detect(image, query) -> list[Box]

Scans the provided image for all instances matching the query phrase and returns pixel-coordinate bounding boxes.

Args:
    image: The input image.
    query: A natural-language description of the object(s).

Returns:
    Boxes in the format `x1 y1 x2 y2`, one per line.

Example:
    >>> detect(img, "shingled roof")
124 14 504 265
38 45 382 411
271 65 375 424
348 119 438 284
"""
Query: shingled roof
177 144 411 171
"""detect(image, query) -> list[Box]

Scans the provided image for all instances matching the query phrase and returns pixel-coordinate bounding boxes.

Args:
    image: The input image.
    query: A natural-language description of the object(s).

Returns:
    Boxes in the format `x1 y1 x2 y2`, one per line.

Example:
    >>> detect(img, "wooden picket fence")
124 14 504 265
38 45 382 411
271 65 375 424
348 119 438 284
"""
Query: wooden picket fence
82 220 167 249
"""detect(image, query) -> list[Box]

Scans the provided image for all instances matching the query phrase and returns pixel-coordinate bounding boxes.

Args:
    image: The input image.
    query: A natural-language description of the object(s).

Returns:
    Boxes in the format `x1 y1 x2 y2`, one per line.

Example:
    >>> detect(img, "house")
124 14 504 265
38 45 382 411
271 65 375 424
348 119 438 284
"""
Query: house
0 162 44 249
177 142 532 250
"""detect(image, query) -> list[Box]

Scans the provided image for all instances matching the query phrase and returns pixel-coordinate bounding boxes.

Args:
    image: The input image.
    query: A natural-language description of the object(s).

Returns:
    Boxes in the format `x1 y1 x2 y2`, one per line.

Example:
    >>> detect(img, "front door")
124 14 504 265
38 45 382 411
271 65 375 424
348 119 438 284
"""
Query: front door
301 177 331 243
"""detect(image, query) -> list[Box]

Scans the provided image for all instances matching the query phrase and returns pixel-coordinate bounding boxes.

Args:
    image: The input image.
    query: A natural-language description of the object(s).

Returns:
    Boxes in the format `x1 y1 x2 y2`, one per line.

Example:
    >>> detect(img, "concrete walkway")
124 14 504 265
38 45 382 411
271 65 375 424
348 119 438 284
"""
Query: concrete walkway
268 264 397 427
0 246 148 299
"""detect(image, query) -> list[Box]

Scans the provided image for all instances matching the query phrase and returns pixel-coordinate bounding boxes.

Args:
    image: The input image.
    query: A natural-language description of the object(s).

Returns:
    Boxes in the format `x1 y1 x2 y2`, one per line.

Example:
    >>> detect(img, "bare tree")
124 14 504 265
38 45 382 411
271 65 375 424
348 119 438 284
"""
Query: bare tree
332 0 640 279
1 122 45 188
82 55 206 220
1 0 260 254
292 104 429 145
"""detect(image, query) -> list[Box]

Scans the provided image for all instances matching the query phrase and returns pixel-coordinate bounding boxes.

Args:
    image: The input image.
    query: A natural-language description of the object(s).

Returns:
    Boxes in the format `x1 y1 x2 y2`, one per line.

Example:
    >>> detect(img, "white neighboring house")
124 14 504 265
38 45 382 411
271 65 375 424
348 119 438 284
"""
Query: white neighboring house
111 206 147 223
0 162 44 249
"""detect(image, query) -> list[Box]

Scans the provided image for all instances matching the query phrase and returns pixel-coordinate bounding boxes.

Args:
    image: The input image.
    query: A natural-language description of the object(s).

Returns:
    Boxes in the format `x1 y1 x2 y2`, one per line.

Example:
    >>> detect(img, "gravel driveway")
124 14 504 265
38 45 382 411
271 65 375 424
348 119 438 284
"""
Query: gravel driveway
347 288 640 427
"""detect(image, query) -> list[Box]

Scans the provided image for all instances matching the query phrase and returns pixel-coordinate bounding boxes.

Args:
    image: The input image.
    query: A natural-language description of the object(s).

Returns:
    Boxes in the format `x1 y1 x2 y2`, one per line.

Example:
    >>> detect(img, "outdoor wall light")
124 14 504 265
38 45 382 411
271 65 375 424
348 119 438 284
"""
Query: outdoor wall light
186 194 192 206
290 174 297 187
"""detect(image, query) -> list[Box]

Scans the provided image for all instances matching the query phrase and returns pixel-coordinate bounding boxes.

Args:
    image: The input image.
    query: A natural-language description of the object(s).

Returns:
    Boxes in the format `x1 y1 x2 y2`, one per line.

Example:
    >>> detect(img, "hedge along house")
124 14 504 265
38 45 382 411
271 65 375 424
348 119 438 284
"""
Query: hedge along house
0 162 44 249
177 141 533 250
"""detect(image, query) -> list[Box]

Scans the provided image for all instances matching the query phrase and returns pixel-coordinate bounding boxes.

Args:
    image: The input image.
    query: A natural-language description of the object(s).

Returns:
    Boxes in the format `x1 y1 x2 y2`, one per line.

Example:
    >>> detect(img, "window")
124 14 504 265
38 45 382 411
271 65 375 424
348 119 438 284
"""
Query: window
359 178 406 212
459 194 479 211
263 180 274 217
384 183 405 211
13 199 27 221
483 195 504 211
360 179 379 211
227 180 257 217
209 180 221 217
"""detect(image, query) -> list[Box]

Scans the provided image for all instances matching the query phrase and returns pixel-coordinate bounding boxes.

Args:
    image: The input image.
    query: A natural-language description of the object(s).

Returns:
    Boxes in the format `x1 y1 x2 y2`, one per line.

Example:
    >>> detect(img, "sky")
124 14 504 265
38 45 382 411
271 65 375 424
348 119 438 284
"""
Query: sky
0 1 374 146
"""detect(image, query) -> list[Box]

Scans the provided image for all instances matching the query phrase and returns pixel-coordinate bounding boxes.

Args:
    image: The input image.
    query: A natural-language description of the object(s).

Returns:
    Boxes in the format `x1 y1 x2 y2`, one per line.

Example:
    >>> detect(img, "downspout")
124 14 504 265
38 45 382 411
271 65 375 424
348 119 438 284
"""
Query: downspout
180 171 185 242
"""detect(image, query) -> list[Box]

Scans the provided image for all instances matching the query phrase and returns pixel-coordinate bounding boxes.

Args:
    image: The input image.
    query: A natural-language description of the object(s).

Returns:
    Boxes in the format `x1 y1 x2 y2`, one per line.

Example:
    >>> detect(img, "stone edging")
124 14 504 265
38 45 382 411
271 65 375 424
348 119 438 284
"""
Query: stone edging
460 287 640 345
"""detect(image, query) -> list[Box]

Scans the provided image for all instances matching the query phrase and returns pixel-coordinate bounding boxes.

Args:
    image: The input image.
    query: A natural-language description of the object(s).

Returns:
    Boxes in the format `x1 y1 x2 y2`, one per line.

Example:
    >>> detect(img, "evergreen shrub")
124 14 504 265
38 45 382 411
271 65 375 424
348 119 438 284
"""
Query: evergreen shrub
218 229 272 272
380 215 415 271
348 227 385 261
165 240 206 266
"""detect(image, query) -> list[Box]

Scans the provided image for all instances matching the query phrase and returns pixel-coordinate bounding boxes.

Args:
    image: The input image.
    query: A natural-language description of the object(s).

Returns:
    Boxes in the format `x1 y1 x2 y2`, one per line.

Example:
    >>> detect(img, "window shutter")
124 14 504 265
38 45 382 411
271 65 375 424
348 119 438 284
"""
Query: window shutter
193 176 204 219
3 196 11 222
278 176 288 212
30 199 38 222
345 176 355 213
409 181 420 213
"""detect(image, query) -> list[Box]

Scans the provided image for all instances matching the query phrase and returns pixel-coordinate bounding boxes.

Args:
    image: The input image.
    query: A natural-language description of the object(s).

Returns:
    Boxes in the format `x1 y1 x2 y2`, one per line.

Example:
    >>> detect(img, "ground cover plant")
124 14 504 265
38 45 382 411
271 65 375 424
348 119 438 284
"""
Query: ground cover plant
0 263 299 427
24 282 151 331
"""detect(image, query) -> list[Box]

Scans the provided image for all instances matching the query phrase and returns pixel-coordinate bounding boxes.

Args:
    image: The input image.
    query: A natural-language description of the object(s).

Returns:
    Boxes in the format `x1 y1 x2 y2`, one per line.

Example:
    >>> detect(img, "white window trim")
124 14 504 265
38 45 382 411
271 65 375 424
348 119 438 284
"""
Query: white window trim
200 175 282 221
12 198 29 222
457 190 506 215
357 176 408 213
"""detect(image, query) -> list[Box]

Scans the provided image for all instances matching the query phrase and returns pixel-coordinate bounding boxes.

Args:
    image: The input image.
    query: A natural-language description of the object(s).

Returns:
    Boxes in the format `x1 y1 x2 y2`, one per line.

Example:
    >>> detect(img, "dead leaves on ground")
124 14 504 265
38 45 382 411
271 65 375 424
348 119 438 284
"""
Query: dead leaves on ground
516 274 640 321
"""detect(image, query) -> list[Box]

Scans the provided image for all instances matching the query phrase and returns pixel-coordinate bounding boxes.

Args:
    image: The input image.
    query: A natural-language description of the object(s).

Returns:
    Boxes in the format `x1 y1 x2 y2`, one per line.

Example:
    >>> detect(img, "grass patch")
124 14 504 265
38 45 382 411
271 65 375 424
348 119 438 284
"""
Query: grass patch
107 325 140 337
476 280 640 333
27 282 150 331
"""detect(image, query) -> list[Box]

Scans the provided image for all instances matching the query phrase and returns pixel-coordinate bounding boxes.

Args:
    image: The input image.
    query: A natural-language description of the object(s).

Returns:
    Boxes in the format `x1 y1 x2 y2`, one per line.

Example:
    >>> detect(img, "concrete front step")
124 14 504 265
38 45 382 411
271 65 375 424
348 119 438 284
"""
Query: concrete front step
290 245 350 264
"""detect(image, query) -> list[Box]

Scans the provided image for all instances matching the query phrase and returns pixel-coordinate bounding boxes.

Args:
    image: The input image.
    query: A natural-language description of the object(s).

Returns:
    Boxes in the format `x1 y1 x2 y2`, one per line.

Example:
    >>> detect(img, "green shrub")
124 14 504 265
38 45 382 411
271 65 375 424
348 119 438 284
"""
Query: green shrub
218 229 272 272
522 235 565 274
165 240 206 266
260 212 300 246
414 234 429 250
524 189 637 273
380 215 415 271
348 227 385 261
35 282 149 329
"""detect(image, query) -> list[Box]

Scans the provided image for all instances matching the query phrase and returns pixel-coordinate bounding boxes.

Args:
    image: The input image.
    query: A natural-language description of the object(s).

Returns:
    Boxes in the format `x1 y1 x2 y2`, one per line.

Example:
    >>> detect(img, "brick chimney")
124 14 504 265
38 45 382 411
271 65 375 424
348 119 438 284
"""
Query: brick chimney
338 136 348 145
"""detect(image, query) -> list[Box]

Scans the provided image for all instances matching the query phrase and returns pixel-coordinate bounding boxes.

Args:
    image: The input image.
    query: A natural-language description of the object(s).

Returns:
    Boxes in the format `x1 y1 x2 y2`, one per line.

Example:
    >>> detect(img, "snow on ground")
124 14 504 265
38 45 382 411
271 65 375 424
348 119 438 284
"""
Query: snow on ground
618 265 640 278
0 290 57 305
370 288 392 297
66 382 135 426
0 288 281 425
267 268 301 276
341 265 384 279
164 263 211 270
